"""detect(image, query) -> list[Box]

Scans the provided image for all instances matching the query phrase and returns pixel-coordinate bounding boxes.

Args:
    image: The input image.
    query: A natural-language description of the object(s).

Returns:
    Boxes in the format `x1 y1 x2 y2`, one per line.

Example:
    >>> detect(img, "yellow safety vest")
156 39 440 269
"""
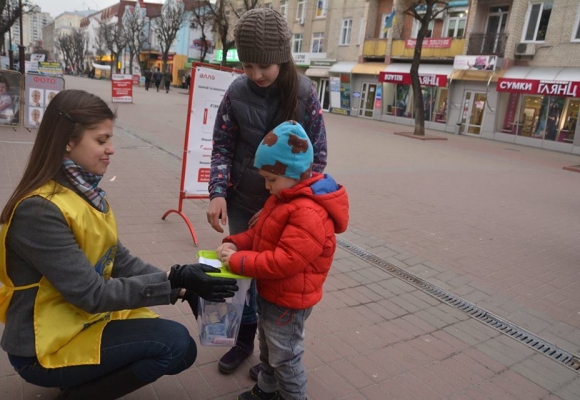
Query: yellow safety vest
0 181 157 368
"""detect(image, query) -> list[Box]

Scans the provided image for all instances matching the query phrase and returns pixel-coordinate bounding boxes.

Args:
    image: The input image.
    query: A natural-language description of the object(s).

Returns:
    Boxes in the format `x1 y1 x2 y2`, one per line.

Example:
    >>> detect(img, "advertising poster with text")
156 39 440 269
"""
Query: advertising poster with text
111 74 133 103
184 67 240 195
24 74 65 129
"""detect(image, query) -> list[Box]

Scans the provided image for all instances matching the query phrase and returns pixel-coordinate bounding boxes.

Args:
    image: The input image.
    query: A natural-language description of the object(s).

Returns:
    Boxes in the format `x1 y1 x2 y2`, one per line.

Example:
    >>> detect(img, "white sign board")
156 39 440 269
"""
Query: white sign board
183 66 241 196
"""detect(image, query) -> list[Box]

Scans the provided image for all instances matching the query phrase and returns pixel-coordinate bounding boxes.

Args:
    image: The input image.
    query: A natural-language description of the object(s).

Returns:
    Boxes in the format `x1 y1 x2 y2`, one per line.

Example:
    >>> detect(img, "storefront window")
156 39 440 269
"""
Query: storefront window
561 99 578 143
434 88 448 122
396 85 412 117
517 95 566 140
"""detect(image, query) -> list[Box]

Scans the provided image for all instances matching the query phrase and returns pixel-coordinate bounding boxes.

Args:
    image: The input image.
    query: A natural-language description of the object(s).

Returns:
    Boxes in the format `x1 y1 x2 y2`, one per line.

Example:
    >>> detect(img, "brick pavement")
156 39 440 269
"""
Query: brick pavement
0 76 579 399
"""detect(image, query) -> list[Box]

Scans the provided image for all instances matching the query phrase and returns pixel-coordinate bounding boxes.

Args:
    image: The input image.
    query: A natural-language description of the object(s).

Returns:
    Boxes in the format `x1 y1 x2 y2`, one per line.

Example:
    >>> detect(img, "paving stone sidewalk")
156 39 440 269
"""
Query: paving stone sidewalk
0 76 579 399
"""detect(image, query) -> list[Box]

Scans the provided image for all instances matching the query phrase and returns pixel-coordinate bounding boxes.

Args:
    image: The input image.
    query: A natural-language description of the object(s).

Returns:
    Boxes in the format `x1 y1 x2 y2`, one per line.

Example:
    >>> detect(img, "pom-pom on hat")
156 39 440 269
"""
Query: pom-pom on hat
254 121 313 181
234 8 293 65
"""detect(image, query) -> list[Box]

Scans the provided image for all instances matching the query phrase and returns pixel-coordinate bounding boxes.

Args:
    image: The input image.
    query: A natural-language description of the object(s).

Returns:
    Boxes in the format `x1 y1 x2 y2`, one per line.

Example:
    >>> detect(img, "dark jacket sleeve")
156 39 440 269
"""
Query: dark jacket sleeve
302 83 328 173
209 89 239 199
6 197 172 313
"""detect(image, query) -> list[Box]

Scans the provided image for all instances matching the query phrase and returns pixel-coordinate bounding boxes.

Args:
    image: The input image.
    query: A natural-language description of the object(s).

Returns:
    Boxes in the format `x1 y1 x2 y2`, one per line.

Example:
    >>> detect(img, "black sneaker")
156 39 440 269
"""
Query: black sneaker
249 363 260 381
237 384 280 400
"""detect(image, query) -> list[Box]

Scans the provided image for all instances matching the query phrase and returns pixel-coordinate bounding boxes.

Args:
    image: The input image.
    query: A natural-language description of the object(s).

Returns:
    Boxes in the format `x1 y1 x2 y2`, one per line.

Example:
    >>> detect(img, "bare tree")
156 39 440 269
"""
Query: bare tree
154 0 187 73
0 0 37 54
401 0 448 136
71 28 88 74
55 34 75 71
123 1 148 75
202 0 259 66
100 22 127 74
94 26 107 61
189 2 214 63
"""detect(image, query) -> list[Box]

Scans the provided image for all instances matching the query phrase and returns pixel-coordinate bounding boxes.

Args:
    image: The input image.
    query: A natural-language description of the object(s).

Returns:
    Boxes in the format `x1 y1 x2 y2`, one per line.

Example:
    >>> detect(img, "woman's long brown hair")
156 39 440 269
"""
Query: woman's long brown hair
274 59 301 127
0 90 116 223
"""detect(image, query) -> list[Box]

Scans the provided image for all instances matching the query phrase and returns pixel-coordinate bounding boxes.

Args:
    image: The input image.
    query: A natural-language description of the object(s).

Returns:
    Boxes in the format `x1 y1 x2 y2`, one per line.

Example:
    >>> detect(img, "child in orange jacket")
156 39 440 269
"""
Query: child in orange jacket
218 120 349 400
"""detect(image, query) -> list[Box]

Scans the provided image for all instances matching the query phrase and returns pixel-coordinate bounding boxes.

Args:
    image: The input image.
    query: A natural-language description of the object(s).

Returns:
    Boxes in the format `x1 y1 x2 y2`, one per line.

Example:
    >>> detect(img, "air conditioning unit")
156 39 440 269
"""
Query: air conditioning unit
515 43 536 56
433 10 446 20
298 17 304 26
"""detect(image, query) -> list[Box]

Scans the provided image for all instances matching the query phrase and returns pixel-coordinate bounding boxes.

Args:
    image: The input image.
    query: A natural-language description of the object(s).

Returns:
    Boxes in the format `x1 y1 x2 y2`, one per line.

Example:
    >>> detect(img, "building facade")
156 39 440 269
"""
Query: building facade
8 10 53 53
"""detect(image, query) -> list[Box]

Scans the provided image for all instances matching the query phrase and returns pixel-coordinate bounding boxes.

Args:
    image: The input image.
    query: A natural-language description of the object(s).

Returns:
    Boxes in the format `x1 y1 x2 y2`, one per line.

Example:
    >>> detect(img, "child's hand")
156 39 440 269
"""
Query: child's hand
217 243 237 261
221 248 236 266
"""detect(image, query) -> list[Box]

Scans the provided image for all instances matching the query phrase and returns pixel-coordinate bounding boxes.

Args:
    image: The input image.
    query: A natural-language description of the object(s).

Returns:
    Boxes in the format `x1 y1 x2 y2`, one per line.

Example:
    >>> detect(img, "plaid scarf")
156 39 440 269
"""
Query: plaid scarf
62 159 107 212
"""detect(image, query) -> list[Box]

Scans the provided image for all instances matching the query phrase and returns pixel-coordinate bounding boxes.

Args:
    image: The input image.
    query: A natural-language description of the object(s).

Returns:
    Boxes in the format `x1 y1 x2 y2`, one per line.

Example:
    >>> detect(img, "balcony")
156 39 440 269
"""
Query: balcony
466 33 508 57
391 38 465 59
362 38 388 59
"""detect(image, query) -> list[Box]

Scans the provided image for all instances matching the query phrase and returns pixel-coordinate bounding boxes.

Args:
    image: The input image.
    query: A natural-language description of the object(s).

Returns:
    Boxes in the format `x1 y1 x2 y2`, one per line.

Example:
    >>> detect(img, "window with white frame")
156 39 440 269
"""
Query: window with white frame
316 0 327 18
572 4 580 41
445 11 467 38
522 1 552 42
280 1 288 19
293 33 303 53
411 19 434 39
340 18 353 45
312 32 324 53
297 0 305 23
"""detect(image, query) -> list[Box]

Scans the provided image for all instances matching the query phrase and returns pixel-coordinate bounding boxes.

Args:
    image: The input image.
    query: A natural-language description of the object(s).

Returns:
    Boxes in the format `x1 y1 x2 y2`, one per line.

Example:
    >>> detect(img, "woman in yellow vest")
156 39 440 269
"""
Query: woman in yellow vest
0 90 239 399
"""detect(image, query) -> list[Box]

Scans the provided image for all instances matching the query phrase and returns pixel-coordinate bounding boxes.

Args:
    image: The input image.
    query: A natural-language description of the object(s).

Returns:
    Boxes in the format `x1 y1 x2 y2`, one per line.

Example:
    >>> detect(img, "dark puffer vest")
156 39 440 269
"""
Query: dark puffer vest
227 74 312 215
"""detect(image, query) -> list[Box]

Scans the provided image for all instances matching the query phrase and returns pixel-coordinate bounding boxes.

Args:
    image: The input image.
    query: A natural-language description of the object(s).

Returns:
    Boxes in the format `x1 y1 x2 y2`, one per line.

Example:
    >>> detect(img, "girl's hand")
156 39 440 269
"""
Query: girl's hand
207 197 227 233
221 248 236 265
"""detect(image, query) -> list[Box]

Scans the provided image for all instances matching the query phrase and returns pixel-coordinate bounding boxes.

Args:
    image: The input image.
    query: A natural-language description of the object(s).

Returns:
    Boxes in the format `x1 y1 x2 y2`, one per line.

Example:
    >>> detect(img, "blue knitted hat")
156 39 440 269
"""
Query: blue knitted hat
254 121 313 180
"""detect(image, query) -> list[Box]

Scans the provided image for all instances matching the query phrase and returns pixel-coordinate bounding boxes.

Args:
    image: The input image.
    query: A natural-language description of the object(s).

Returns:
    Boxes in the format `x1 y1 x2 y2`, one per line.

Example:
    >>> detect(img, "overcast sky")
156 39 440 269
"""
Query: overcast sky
32 0 164 18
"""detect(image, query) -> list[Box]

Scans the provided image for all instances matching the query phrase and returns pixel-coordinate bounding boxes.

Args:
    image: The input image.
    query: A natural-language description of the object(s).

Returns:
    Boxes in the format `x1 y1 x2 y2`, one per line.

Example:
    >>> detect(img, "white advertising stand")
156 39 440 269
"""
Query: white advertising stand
162 63 242 245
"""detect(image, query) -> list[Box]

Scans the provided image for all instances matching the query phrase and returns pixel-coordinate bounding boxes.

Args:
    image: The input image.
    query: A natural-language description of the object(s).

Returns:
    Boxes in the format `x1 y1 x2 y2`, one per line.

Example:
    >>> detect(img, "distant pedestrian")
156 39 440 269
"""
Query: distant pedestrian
144 69 152 90
153 68 162 92
186 73 191 89
163 70 172 93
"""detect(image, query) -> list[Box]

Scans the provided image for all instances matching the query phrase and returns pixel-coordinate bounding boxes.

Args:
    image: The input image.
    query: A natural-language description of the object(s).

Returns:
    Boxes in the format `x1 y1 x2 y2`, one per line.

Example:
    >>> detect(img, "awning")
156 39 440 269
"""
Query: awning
450 69 506 83
501 66 580 81
305 67 329 78
380 63 453 87
496 67 580 97
92 63 111 70
352 62 388 75
329 61 357 74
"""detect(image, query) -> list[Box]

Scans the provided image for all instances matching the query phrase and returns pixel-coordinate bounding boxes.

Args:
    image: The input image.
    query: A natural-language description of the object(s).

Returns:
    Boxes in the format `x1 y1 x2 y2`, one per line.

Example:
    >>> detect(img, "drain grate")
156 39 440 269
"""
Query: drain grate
336 237 580 372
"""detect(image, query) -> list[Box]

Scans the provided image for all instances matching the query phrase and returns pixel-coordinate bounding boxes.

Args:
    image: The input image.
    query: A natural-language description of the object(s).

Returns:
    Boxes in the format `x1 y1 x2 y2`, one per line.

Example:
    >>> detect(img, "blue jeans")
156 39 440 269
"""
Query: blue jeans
256 295 312 400
228 204 258 325
9 318 196 388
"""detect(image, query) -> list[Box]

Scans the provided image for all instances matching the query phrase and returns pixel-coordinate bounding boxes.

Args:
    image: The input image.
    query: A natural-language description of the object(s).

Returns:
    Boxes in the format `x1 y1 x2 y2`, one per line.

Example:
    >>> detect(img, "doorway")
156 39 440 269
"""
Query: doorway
317 78 330 111
359 83 377 118
484 6 509 54
460 91 487 135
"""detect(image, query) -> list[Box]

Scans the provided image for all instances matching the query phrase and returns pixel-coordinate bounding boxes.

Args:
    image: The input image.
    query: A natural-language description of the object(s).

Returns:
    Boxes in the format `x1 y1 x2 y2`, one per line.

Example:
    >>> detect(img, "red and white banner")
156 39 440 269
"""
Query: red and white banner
111 74 133 103
379 71 448 87
405 38 452 49
497 78 580 97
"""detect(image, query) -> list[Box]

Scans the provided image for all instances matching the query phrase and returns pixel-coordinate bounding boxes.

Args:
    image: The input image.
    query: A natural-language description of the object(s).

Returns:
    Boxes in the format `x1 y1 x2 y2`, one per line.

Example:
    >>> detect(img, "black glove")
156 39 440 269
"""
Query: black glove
168 263 238 302
181 289 200 319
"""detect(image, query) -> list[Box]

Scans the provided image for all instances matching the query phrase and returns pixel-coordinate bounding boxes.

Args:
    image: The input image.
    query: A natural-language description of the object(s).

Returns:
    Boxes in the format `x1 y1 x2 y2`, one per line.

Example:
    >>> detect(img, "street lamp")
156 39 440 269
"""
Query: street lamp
18 0 25 73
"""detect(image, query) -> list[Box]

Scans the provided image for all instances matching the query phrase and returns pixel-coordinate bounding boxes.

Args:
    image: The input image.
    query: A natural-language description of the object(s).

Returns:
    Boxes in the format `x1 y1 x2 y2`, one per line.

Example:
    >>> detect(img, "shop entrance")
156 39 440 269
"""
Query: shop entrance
460 91 487 135
317 78 330 111
359 83 377 118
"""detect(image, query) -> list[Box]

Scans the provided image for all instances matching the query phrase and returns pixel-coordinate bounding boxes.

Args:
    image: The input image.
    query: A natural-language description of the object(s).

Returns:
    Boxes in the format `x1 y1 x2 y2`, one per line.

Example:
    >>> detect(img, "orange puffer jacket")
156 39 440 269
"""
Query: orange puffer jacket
225 173 349 309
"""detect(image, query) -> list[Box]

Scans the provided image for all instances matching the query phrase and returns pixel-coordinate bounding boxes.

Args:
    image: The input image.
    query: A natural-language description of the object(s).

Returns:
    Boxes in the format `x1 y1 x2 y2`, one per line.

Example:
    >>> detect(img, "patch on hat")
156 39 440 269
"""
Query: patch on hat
254 121 314 180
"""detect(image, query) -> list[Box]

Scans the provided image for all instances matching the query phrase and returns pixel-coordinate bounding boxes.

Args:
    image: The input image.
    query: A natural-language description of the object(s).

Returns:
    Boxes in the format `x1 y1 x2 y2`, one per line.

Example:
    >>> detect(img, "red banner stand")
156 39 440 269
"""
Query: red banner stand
162 62 242 245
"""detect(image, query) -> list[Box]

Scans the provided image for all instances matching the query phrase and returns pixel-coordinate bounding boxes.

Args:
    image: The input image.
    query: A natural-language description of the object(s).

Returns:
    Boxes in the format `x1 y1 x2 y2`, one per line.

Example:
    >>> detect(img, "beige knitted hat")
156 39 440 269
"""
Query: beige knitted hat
234 8 293 65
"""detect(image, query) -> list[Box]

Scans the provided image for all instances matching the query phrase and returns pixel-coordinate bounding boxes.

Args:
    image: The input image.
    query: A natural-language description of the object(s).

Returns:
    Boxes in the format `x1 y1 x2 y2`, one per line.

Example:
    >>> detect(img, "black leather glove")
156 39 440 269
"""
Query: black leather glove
181 289 200 319
168 263 238 302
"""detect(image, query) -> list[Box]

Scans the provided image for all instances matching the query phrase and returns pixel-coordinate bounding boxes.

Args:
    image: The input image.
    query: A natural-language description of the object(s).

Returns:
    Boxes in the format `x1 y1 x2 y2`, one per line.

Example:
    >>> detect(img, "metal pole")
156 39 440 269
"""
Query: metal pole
18 0 25 73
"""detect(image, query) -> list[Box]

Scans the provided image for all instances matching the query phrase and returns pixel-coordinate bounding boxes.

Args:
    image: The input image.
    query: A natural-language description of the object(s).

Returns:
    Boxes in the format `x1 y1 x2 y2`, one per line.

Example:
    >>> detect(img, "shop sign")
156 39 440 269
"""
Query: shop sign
215 49 239 63
329 107 350 115
453 55 497 71
292 53 328 67
311 60 335 68
497 78 580 97
405 38 452 48
379 71 447 87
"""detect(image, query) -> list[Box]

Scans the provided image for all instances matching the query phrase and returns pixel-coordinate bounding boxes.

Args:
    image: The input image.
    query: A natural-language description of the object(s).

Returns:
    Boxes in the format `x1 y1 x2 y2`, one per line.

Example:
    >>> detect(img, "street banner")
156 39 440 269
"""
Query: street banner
162 63 242 245
183 66 241 196
405 38 452 48
111 74 133 103
24 73 65 129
